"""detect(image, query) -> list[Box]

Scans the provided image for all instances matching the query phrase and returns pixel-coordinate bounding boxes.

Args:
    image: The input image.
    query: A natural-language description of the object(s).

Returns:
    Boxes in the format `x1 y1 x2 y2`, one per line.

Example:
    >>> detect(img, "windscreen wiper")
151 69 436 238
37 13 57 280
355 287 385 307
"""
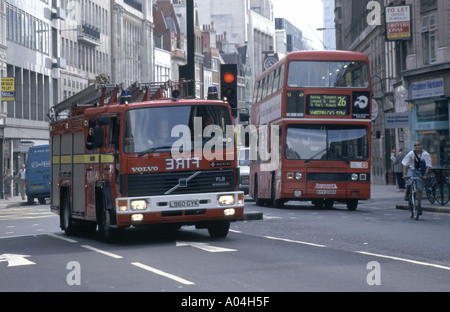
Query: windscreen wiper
138 145 172 157
304 148 327 164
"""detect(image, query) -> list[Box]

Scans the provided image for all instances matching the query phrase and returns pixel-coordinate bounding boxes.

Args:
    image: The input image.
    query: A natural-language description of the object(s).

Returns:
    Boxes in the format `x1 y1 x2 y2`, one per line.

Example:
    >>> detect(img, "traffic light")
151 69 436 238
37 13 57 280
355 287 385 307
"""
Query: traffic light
220 64 238 117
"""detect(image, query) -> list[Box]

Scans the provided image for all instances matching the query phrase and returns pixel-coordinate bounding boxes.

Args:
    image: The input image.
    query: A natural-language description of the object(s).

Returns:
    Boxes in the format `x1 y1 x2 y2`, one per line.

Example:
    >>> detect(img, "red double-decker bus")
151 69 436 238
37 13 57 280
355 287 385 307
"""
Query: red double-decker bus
250 51 372 210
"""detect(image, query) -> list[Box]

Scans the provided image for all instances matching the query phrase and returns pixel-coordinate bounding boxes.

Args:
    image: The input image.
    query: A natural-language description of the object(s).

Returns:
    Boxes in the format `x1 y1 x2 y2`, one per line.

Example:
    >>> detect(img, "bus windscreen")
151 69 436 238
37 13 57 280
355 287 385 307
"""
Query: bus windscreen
285 125 369 162
287 61 369 88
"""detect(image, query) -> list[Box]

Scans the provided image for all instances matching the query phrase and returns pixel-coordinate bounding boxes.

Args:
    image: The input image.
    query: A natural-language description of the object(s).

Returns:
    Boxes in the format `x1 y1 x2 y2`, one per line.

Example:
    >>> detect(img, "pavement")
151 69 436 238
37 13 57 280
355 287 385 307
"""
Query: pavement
1 184 449 215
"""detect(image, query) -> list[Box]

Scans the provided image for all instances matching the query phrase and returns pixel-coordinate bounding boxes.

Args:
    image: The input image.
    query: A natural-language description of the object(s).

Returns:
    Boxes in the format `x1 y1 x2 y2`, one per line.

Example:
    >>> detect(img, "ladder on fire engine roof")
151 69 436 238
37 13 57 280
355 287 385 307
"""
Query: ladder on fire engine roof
48 82 167 122
48 83 121 122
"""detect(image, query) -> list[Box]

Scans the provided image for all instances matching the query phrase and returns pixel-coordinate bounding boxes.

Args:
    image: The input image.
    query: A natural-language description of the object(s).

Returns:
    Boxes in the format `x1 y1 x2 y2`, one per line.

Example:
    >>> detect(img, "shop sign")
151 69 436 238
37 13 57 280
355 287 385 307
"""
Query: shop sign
1 78 15 101
385 5 412 41
385 112 410 129
409 78 444 100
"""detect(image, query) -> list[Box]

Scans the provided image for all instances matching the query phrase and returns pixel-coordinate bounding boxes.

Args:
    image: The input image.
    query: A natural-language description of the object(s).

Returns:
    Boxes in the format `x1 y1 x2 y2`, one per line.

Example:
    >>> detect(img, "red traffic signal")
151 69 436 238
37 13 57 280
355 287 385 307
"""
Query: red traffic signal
220 64 238 117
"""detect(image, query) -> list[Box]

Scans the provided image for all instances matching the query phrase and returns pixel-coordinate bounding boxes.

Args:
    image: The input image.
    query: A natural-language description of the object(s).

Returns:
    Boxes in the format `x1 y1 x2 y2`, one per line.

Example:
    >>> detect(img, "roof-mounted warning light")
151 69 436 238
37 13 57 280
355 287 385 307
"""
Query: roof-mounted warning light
120 89 131 105
172 89 181 101
207 86 218 100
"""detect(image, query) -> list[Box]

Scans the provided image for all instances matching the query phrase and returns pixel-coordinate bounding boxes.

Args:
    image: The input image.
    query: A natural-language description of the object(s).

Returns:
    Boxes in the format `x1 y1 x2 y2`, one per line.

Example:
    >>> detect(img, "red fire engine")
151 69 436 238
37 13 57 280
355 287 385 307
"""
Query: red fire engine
49 82 245 241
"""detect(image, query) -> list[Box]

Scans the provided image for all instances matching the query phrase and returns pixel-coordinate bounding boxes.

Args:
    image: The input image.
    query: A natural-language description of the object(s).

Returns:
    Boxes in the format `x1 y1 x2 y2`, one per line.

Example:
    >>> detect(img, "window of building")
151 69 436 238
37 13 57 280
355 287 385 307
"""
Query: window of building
421 12 437 65
416 100 448 123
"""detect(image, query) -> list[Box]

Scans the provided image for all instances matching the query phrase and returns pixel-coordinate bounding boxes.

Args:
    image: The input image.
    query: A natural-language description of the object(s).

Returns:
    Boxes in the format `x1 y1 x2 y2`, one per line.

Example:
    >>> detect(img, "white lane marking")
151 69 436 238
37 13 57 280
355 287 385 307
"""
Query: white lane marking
81 245 123 259
47 233 78 243
355 251 450 271
176 241 237 253
131 262 195 285
264 236 327 248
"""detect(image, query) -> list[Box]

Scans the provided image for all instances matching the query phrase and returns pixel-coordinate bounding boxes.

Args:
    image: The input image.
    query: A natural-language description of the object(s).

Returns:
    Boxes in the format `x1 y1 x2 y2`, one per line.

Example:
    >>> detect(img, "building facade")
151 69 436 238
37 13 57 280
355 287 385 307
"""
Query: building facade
58 0 112 100
402 0 450 168
275 18 311 58
3 0 56 188
336 0 450 184
196 0 275 106
112 0 154 86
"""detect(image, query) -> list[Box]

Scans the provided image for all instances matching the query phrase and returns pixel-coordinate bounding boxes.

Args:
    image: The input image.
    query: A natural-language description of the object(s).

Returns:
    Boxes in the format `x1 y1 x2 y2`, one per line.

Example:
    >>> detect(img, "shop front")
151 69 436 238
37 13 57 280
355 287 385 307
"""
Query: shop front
408 77 450 168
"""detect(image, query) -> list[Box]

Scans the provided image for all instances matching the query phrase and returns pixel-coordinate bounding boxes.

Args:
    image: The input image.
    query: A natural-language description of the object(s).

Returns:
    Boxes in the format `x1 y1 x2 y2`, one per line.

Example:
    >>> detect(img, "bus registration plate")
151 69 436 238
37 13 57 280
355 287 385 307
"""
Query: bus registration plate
169 199 200 208
316 190 336 195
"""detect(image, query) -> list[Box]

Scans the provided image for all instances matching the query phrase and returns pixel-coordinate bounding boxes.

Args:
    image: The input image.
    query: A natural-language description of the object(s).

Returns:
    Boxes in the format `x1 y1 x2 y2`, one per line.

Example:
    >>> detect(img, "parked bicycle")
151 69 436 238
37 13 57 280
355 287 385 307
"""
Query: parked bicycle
408 176 422 220
434 175 450 205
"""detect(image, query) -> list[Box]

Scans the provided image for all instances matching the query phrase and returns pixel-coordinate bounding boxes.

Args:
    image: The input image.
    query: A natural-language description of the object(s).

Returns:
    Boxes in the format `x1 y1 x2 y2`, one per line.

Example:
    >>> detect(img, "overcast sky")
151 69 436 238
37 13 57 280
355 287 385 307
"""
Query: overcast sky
272 0 325 50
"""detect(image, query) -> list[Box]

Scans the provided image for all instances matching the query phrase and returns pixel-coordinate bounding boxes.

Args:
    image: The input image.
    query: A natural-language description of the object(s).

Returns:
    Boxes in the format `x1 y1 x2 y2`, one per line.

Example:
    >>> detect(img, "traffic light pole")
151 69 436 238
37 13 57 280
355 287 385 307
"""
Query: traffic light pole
186 0 195 98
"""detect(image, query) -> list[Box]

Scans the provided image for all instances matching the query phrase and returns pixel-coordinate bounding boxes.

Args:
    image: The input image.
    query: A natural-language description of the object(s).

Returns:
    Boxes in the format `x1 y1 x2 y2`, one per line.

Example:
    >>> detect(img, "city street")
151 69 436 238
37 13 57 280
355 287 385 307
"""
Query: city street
1 184 450 295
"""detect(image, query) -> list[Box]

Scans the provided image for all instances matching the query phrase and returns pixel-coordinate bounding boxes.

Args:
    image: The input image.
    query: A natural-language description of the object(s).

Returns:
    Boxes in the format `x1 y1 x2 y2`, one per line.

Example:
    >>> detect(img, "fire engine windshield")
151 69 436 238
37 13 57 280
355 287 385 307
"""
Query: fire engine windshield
123 105 232 154
285 125 369 162
287 61 369 88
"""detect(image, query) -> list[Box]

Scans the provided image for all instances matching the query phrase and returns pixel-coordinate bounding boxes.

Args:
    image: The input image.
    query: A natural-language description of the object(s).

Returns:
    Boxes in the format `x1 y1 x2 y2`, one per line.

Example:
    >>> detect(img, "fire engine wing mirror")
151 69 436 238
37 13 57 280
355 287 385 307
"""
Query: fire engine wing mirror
93 126 104 148
239 112 249 123
97 116 110 125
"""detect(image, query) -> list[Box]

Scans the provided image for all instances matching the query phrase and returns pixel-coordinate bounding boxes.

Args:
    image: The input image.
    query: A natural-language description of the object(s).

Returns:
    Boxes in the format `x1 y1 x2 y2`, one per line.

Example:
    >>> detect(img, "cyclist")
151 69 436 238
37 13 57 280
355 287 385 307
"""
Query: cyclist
402 141 432 215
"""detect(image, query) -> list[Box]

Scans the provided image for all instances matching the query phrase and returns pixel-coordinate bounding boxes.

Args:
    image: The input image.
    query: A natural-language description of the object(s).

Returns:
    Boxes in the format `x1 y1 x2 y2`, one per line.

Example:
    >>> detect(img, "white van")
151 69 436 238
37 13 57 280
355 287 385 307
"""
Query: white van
237 147 250 194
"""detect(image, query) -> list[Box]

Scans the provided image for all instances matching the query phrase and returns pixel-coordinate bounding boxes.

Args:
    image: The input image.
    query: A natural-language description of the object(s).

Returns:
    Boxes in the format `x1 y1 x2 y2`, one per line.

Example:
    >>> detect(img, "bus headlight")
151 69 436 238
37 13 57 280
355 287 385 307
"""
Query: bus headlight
351 173 358 181
131 200 147 210
218 195 235 206
295 172 303 180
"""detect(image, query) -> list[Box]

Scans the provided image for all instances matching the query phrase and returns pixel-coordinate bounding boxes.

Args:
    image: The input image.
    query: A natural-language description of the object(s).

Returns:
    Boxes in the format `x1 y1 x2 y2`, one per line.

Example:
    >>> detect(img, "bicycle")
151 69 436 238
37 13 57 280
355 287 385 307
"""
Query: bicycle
434 175 450 205
408 176 422 220
425 171 437 204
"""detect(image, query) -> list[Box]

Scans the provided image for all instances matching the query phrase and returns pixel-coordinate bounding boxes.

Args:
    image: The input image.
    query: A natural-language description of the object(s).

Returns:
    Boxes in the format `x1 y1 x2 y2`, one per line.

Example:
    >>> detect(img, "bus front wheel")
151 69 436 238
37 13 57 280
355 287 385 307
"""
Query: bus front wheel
347 199 358 211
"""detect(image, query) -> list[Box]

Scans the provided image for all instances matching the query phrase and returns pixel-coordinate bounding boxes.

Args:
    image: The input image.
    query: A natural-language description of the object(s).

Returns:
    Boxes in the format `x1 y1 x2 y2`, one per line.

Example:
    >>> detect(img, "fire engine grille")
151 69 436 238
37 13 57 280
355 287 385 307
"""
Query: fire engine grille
127 169 235 197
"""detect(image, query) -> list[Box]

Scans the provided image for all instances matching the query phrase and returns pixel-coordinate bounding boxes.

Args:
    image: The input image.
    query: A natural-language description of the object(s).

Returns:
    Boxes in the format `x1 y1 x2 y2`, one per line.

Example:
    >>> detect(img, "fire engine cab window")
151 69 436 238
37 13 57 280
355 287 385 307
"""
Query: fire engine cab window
123 105 232 154
287 61 369 88
285 125 369 161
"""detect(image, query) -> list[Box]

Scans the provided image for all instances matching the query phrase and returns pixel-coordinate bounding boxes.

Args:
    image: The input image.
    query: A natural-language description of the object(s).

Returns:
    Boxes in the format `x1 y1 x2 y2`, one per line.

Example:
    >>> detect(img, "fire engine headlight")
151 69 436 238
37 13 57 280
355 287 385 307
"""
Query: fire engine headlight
351 173 359 181
223 208 236 216
218 194 235 206
130 200 148 210
131 214 144 222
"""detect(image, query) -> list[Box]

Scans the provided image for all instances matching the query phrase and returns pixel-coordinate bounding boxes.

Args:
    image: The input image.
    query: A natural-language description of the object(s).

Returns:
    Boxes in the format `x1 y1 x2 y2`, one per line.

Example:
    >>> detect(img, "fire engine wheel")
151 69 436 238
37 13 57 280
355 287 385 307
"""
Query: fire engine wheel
207 220 230 238
60 194 75 236
97 208 115 242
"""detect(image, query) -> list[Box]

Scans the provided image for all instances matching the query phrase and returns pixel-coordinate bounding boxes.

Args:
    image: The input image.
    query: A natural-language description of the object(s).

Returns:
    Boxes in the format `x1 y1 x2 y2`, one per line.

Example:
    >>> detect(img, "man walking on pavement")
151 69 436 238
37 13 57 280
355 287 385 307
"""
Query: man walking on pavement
392 148 406 191
17 164 26 200
402 141 432 214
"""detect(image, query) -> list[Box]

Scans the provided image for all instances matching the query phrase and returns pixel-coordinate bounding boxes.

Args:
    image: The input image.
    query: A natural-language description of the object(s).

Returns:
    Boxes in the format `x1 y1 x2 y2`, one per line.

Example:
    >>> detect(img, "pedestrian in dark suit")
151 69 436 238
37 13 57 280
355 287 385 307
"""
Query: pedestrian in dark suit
393 148 405 191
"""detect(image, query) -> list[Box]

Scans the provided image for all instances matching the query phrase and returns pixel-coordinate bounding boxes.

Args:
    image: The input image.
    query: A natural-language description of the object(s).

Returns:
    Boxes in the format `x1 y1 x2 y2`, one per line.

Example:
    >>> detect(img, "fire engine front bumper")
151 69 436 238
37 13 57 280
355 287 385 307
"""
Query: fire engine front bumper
115 191 245 226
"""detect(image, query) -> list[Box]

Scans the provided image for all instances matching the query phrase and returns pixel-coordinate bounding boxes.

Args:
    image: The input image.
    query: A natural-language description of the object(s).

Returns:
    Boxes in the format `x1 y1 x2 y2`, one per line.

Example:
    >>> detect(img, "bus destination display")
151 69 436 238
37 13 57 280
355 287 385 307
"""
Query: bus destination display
306 95 350 116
